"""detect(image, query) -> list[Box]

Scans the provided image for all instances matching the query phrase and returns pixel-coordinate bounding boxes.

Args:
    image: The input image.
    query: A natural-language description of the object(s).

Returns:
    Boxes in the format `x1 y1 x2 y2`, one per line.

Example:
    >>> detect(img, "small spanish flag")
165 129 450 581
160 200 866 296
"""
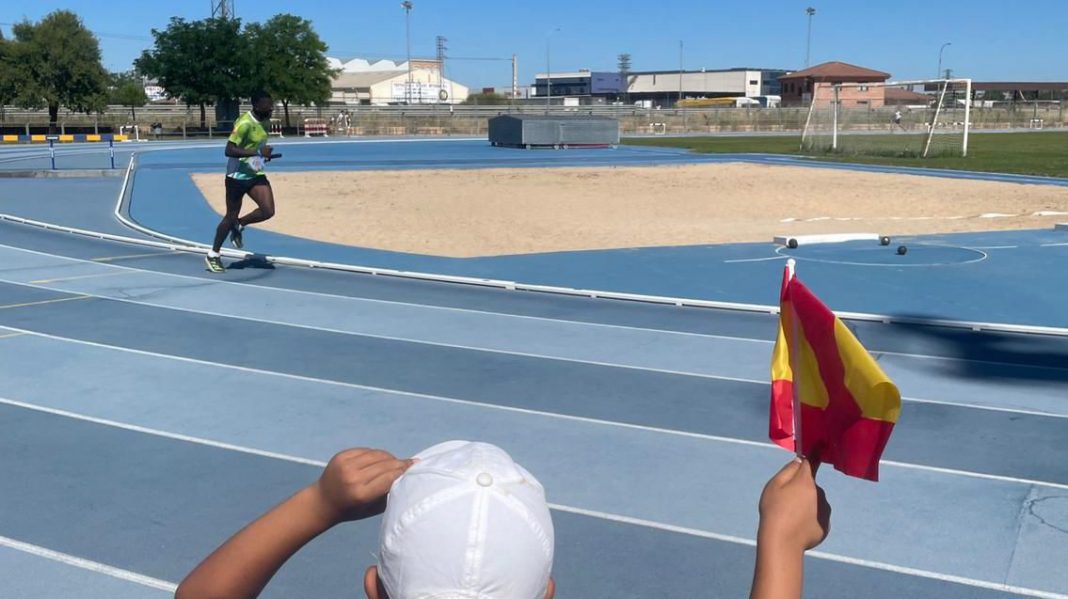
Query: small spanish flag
770 262 901 481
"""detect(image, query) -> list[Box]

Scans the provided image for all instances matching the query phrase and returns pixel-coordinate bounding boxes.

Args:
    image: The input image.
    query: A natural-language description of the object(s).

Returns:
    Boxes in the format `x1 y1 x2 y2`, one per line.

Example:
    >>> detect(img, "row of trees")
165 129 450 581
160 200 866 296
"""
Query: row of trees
0 10 336 131
137 13 335 128
0 11 121 128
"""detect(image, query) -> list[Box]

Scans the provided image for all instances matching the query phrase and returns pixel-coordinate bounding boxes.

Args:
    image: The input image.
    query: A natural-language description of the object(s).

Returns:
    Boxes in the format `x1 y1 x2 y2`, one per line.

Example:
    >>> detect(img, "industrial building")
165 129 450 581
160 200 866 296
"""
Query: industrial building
328 57 470 105
531 67 788 106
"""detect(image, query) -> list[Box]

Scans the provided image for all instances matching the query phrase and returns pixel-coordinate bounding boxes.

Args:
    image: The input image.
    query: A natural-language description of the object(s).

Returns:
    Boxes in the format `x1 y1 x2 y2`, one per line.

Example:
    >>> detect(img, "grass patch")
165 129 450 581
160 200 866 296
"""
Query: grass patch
624 131 1068 178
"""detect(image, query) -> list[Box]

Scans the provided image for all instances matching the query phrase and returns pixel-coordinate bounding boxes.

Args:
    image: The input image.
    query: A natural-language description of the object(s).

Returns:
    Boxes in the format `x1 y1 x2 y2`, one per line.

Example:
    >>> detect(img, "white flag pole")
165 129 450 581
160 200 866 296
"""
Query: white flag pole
786 258 803 459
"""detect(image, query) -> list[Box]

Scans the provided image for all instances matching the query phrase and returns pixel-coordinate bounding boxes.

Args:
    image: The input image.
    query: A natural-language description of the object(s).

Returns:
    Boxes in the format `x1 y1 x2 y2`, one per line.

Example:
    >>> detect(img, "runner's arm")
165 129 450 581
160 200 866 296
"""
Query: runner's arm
224 141 262 158
224 119 270 158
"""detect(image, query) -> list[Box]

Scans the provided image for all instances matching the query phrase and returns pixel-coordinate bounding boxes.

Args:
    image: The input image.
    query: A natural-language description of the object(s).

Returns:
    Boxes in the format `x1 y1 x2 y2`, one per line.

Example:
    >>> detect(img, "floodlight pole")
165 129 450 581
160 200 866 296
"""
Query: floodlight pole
805 7 816 67
402 1 413 104
678 40 684 106
938 42 951 80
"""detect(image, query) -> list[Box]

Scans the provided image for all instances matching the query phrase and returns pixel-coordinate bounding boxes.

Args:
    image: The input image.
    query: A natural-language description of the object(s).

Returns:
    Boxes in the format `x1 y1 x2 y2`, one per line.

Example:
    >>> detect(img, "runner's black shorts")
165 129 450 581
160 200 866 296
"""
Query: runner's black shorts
224 176 270 213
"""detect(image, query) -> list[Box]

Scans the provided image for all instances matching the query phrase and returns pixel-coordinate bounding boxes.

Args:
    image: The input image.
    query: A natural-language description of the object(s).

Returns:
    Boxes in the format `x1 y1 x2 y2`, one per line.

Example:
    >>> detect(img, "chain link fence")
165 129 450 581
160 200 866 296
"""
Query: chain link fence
1 102 1063 140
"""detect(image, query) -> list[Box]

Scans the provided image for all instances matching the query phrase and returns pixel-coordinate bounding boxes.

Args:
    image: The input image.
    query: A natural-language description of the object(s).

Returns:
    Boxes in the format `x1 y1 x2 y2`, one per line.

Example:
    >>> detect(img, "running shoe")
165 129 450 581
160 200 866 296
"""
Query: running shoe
205 255 226 273
229 224 244 249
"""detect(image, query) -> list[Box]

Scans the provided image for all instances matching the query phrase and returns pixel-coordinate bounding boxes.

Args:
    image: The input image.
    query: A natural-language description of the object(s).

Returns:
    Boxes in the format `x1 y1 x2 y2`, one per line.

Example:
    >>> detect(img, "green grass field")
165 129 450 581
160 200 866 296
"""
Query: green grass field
624 131 1068 178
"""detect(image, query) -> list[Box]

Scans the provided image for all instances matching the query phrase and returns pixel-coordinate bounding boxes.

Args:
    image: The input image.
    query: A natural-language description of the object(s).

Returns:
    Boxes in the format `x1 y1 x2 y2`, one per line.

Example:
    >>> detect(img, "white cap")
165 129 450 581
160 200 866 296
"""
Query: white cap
377 441 555 599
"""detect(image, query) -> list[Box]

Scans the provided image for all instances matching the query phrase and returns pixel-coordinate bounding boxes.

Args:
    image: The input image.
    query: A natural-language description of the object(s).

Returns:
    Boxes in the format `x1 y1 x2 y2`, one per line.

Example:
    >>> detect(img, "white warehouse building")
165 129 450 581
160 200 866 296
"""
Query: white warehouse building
532 67 788 106
629 68 786 103
328 57 470 106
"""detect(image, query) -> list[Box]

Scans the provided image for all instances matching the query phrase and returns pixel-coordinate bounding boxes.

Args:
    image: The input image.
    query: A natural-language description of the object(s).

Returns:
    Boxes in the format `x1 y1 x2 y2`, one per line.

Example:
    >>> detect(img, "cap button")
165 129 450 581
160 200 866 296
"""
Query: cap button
476 472 494 487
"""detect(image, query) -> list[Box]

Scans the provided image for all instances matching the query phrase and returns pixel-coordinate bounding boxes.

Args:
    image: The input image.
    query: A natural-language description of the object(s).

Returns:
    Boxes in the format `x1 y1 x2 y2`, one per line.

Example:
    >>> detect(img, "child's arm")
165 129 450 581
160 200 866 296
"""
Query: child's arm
175 449 413 599
749 458 831 599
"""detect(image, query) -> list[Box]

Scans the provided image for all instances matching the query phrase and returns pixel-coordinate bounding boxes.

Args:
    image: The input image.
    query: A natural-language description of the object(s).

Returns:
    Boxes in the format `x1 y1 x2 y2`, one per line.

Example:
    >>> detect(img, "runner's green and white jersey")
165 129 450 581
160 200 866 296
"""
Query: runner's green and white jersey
226 112 269 180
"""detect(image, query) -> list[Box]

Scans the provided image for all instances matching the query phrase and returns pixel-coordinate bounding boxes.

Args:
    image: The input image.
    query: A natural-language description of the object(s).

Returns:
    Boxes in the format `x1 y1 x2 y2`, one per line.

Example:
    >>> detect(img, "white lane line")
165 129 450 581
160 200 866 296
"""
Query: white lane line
895 396 1068 420
0 240 778 344
2 333 1068 491
10 240 1068 381
723 256 789 264
0 295 92 311
551 505 1068 599
0 397 323 467
0 272 780 384
11 240 1062 380
2 396 1065 599
4 265 1063 420
30 270 142 285
1041 243 1068 247
971 245 1020 250
92 251 182 263
1 273 1064 421
2 244 1068 410
0 534 177 593
873 349 1068 375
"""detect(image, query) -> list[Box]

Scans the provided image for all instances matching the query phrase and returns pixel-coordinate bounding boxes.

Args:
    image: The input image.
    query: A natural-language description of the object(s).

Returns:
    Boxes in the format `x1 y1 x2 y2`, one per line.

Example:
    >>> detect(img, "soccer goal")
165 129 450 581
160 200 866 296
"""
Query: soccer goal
800 78 972 158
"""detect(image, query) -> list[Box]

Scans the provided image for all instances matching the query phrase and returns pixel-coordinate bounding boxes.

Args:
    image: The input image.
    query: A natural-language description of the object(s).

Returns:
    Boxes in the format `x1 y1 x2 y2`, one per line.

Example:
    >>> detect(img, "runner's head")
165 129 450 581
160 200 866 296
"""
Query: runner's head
251 92 273 121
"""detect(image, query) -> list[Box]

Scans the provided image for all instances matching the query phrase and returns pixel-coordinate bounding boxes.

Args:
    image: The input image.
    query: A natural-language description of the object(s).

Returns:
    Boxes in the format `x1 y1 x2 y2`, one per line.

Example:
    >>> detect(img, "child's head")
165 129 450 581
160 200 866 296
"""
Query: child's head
364 441 555 599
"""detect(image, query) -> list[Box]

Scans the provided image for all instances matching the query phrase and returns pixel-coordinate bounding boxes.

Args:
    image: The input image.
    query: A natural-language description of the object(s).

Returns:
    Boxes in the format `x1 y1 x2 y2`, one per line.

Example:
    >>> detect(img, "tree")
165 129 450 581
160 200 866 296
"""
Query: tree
10 11 108 131
0 31 19 121
110 72 148 120
462 92 507 105
247 14 337 128
136 17 251 129
617 53 632 105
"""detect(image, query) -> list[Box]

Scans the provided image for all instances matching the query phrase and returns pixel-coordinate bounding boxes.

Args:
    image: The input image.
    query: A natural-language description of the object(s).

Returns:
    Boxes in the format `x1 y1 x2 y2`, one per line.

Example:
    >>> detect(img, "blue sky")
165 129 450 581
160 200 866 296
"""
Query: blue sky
4 1 1066 88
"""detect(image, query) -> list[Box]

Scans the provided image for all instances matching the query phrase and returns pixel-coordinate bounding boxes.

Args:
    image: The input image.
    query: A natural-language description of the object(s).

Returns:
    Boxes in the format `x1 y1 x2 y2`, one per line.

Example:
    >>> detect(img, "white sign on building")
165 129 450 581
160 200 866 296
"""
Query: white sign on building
144 85 167 102
391 81 451 104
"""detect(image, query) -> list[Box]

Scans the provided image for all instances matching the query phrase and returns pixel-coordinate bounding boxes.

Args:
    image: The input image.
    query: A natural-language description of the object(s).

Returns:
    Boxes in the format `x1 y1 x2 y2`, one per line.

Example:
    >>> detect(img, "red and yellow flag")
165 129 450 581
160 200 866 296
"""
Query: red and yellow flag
770 265 901 481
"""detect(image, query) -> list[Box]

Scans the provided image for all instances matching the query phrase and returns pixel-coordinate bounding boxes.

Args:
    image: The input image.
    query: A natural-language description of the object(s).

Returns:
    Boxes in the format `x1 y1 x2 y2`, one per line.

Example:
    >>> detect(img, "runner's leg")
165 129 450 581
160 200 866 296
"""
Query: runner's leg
213 178 245 253
238 180 276 227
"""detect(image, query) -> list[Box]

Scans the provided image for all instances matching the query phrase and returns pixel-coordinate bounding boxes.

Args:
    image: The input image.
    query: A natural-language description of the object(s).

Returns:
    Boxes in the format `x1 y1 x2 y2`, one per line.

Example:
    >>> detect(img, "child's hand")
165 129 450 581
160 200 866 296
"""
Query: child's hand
259 144 274 158
313 448 414 525
757 458 831 553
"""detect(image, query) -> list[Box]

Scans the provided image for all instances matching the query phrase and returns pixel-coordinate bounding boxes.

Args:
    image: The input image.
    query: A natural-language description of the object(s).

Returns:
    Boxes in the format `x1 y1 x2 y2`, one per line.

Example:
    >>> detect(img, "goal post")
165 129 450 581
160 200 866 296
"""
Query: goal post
800 78 972 158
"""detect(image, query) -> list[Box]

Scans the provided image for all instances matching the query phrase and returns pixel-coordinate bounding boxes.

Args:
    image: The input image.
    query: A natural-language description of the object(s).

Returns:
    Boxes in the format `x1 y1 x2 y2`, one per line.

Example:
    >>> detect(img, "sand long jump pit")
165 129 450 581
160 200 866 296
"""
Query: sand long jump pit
192 163 1068 257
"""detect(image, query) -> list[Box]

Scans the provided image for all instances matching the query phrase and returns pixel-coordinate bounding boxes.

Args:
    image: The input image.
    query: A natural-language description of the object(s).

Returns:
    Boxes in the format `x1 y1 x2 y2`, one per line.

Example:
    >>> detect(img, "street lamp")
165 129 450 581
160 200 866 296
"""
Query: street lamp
545 26 560 113
805 7 816 67
402 1 413 104
938 42 952 80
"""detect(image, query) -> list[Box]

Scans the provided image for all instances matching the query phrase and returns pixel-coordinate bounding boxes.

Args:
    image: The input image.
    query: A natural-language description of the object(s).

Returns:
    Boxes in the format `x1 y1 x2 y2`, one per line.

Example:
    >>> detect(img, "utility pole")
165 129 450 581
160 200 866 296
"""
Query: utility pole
436 35 447 102
617 53 631 105
402 1 413 104
210 0 234 18
512 54 519 102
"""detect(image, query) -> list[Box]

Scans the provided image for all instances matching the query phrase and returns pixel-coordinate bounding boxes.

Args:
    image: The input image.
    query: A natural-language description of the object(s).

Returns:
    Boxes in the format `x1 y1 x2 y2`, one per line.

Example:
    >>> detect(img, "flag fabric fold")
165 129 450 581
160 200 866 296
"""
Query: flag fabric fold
770 264 901 481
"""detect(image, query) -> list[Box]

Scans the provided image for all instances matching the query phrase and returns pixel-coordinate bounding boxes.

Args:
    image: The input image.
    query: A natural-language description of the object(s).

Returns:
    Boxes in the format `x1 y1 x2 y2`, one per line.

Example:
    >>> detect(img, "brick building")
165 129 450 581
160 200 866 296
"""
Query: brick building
779 62 891 107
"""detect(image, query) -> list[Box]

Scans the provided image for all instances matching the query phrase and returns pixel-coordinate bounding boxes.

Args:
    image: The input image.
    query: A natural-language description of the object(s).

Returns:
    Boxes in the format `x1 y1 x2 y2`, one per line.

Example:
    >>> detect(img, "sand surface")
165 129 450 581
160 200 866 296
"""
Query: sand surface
192 163 1068 257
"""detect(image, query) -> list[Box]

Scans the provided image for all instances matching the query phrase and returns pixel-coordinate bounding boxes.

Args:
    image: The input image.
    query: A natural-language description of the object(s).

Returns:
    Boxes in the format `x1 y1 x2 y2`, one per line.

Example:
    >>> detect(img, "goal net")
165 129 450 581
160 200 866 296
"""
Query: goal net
800 79 972 158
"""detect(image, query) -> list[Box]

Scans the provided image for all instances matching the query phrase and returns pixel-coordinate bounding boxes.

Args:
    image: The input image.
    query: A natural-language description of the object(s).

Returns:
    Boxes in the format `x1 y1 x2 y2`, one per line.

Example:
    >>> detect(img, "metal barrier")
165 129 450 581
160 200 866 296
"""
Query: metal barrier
303 118 328 137
1 133 129 144
34 137 121 170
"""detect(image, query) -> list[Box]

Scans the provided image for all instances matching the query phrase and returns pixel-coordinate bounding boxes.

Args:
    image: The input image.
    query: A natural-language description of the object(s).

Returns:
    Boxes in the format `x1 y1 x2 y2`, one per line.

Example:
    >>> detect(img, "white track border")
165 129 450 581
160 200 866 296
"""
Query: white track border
0 153 1063 338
